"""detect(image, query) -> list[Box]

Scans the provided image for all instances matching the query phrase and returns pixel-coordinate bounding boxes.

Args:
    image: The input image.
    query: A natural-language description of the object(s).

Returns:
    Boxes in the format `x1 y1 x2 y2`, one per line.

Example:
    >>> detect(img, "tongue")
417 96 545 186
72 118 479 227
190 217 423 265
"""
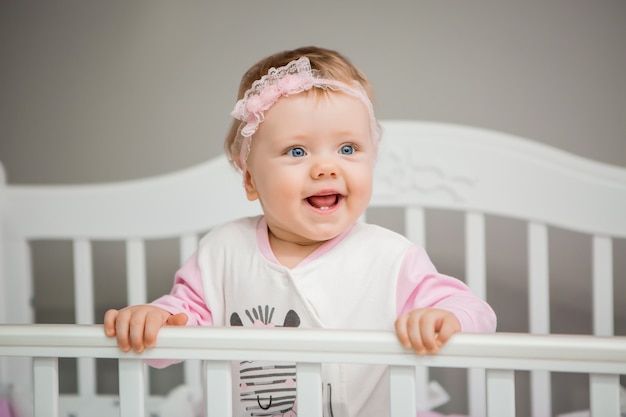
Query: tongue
308 195 337 208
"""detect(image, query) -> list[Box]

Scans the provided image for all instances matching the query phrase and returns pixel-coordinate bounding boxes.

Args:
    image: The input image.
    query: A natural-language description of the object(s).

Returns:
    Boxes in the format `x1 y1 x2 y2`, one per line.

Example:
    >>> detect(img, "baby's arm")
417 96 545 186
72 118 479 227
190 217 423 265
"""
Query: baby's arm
104 252 211 354
395 245 497 354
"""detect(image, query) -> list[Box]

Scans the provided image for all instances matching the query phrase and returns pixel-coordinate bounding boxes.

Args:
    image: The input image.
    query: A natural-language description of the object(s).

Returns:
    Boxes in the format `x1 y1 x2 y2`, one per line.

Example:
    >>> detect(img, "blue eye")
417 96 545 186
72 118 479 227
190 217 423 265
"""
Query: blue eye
287 147 306 157
339 145 355 155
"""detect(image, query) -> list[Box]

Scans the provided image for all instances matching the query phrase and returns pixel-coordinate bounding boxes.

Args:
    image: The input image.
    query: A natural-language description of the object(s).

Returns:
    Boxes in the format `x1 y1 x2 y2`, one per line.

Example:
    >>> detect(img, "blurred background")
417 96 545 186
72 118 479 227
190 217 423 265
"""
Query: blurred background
1 1 625 415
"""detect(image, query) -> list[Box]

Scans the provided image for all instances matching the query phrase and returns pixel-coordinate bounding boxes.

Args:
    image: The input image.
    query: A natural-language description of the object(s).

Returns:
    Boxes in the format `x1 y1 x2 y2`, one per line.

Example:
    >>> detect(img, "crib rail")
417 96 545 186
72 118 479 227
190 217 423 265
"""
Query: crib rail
1 325 625 417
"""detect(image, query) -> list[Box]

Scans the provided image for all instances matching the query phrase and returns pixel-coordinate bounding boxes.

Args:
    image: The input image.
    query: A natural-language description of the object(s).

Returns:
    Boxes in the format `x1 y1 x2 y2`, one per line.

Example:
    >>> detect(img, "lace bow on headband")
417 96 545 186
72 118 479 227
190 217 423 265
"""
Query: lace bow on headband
230 56 380 170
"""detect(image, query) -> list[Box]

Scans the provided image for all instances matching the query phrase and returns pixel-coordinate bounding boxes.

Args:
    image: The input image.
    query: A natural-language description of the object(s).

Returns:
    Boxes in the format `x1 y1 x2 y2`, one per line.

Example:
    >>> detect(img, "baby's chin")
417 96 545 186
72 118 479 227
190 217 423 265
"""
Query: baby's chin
290 233 336 246
278 229 339 247
269 217 354 245
298 224 352 244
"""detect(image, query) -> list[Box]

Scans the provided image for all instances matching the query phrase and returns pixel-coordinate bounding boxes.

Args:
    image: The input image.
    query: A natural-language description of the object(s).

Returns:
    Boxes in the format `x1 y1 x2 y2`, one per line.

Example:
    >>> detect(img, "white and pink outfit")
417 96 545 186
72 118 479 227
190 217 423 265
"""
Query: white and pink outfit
151 215 496 417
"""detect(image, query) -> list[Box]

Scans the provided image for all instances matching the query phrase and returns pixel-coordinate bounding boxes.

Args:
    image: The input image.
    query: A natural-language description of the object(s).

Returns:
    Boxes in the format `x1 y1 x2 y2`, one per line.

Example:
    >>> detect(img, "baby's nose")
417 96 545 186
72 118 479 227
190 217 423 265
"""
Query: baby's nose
311 158 338 178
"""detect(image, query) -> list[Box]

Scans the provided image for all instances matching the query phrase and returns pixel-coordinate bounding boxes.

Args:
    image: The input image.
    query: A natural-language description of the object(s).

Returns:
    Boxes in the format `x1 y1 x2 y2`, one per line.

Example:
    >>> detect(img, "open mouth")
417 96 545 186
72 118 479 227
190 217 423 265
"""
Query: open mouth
306 193 342 211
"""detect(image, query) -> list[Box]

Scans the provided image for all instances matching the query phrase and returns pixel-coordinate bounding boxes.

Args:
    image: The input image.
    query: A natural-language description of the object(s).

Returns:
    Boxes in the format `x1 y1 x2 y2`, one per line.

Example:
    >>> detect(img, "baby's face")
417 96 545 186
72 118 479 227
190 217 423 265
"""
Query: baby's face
243 91 376 246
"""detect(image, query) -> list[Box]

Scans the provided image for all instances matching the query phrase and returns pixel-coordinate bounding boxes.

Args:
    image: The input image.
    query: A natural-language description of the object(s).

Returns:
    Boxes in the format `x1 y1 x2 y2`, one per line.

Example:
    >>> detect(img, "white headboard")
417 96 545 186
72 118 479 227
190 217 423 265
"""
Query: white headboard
1 120 625 416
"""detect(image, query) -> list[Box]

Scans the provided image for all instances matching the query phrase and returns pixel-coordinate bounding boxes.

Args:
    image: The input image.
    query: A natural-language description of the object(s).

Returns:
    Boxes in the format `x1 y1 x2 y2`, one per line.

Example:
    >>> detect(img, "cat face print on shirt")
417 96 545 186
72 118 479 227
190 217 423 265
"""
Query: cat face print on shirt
230 305 301 417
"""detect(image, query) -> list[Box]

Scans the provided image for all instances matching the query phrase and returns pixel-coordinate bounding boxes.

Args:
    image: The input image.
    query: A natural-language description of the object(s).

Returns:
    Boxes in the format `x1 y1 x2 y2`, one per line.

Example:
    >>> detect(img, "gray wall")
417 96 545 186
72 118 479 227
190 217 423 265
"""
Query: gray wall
1 1 625 185
1 1 625 415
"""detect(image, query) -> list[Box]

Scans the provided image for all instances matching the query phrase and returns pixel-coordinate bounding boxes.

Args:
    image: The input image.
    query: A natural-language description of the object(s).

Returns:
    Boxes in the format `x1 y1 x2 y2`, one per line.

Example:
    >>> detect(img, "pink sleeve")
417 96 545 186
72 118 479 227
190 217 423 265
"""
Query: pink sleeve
146 252 214 369
150 252 213 327
396 245 497 333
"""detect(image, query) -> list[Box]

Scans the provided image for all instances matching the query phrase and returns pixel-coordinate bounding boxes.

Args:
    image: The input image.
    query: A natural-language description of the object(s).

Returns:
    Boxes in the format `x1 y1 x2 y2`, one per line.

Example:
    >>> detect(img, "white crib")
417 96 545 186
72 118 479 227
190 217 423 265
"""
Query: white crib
1 120 625 417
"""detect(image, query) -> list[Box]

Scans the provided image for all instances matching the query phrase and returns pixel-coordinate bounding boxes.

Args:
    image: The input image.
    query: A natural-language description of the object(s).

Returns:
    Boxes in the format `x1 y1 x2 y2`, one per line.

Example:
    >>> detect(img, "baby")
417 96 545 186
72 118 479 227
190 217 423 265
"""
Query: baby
104 46 496 417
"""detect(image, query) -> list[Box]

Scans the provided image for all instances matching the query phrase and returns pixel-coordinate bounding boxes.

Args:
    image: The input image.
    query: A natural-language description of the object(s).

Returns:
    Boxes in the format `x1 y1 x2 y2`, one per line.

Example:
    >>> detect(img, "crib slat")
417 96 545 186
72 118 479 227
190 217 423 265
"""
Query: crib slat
180 234 203 392
528 222 550 334
33 357 58 417
531 371 551 417
592 236 613 336
118 358 145 417
125 239 151 397
390 365 416 417
73 239 94 324
465 212 487 417
405 206 426 247
414 365 429 411
126 239 147 305
590 373 620 417
405 207 429 410
528 222 552 417
467 368 486 417
204 360 232 417
465 212 486 299
297 362 323 417
179 233 198 262
486 369 515 417
72 239 96 398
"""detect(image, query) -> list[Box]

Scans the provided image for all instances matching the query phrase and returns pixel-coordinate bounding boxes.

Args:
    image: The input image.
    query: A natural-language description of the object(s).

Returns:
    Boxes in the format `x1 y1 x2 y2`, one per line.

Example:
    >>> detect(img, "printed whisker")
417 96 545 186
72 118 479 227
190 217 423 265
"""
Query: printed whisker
241 395 296 402
240 364 296 373
240 379 294 386
241 387 296 396
244 310 254 324
240 372 296 380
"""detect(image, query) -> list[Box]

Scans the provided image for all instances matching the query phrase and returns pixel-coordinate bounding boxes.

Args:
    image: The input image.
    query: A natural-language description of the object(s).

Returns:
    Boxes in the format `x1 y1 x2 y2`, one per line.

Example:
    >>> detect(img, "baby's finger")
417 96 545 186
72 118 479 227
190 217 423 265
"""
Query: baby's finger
143 312 166 349
394 314 411 349
129 312 148 353
436 316 461 346
166 313 188 326
103 309 119 337
418 314 440 353
406 314 428 354
114 309 132 352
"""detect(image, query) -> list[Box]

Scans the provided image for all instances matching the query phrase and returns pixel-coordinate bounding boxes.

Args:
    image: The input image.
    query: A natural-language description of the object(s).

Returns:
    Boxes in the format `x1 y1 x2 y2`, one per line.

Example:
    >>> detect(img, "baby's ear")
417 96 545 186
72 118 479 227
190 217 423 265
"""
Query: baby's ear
230 313 243 326
243 170 259 201
283 310 300 328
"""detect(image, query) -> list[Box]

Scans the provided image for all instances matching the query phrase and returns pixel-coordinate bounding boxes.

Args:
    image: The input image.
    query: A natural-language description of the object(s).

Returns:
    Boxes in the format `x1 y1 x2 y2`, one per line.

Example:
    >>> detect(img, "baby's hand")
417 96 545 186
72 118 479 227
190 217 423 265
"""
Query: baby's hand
395 308 461 355
103 305 188 353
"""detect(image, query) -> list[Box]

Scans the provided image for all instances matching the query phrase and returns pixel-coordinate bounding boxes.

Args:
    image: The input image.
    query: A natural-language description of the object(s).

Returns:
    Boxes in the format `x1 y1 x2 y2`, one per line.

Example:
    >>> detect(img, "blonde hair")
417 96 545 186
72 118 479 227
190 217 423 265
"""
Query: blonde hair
224 46 375 170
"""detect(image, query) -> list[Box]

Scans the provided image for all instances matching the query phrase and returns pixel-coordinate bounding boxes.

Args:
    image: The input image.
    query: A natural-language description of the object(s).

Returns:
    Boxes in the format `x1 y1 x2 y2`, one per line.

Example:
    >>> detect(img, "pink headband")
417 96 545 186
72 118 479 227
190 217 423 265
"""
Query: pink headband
230 56 381 171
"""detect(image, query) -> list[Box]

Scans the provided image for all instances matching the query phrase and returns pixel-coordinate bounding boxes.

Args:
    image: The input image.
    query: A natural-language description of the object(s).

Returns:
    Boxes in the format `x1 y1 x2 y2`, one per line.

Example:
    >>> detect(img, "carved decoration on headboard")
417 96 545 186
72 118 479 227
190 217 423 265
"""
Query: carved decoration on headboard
374 146 477 202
